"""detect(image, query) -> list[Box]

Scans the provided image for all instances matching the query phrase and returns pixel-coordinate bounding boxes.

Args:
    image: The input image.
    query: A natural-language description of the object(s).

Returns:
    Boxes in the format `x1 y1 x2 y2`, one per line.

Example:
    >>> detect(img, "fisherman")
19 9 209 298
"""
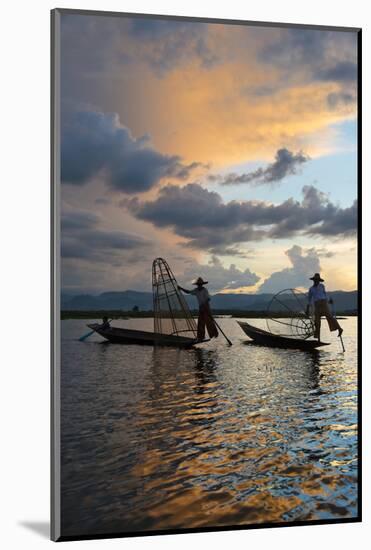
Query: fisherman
178 277 219 341
101 316 111 330
306 273 343 341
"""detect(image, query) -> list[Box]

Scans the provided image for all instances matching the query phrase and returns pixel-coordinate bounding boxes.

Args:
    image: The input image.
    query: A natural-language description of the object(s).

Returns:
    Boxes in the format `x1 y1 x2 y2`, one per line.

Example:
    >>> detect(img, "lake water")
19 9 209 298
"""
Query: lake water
60 317 358 537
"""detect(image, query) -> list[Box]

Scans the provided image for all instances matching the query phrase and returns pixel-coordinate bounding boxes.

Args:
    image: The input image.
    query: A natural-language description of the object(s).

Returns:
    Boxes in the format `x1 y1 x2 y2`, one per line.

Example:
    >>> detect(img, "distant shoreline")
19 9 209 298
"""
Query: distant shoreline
61 310 358 320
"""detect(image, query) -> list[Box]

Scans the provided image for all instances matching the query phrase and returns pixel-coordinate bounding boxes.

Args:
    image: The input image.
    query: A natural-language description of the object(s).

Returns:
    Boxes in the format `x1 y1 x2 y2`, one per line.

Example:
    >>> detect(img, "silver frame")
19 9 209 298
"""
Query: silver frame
51 8 61 542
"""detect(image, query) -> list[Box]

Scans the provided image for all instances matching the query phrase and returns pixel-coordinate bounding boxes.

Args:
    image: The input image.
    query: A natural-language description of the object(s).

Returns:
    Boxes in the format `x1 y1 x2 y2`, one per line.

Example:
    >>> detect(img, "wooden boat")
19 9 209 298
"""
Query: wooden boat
83 258 208 348
87 323 199 348
237 321 330 350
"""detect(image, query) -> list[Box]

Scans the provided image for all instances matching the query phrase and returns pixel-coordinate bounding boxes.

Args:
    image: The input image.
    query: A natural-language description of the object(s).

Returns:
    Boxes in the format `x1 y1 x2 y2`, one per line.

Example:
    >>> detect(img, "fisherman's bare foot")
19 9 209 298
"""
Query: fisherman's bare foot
338 328 343 337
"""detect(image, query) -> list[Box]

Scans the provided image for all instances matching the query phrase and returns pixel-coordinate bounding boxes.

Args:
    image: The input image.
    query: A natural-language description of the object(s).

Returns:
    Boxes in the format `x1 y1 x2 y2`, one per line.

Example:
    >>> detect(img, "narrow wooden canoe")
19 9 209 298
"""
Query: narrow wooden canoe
237 321 330 350
87 323 198 348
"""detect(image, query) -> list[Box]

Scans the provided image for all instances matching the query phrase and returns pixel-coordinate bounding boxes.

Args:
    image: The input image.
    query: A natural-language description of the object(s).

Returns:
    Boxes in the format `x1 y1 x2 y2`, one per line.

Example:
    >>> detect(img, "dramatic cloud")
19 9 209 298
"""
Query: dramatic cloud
61 110 203 192
207 245 255 258
258 245 321 293
59 15 358 294
180 255 260 293
211 148 309 186
308 200 358 237
327 91 356 110
60 15 358 167
61 210 100 231
61 14 219 83
61 208 150 265
268 187 357 239
316 61 357 83
94 197 111 206
123 183 266 248
260 28 330 68
124 183 357 249
258 28 358 117
127 18 219 75
260 28 357 84
311 248 335 259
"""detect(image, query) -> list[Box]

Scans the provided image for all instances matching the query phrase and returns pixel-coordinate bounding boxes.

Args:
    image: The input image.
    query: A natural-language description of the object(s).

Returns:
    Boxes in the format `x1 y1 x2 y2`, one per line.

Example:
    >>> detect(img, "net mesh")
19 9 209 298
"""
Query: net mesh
152 258 198 338
266 288 315 339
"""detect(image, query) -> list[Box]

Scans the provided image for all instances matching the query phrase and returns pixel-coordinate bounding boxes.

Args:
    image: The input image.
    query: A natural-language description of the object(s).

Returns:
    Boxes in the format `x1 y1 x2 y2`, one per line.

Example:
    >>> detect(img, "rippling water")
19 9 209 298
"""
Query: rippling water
60 317 358 537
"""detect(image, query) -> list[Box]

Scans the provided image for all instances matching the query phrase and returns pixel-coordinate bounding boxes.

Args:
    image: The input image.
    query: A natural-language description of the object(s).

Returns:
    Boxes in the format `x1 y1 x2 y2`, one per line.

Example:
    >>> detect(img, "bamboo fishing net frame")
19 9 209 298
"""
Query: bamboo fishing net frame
152 258 198 338
266 288 316 340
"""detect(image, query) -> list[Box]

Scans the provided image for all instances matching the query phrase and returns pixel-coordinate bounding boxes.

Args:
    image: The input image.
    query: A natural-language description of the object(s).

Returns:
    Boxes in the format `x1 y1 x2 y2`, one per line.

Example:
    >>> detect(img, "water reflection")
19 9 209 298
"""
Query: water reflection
60 317 358 537
192 348 218 393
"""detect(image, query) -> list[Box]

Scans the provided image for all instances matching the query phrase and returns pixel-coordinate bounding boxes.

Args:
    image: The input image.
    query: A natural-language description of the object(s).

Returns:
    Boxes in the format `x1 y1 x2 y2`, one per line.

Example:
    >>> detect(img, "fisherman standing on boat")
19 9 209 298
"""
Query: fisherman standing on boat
306 273 343 341
178 277 219 341
101 316 111 330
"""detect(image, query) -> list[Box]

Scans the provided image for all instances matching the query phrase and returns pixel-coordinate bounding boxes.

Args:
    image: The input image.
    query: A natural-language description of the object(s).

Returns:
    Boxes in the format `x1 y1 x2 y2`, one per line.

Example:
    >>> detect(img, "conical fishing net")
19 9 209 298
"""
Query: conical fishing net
266 288 315 339
152 258 198 338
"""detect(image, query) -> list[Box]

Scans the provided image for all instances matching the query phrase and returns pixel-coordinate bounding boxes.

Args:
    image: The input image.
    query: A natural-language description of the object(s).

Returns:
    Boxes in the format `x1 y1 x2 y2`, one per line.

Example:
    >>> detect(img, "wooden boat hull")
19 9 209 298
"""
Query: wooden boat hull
87 324 198 348
237 321 330 350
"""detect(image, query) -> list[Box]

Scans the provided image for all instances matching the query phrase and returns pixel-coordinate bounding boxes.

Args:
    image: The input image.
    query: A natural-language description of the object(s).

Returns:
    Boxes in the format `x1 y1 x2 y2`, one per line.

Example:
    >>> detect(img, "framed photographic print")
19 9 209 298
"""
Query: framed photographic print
51 8 361 542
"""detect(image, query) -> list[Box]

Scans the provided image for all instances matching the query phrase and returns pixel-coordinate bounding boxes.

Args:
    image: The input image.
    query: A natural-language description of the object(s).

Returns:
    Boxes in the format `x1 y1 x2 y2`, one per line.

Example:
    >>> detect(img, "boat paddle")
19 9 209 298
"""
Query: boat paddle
213 318 233 346
79 319 113 342
79 328 96 342
330 300 345 353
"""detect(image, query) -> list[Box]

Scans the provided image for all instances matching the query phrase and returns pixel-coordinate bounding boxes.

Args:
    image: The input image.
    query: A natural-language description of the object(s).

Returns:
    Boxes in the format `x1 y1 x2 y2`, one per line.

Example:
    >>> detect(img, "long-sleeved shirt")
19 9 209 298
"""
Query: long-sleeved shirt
191 287 210 307
308 283 327 305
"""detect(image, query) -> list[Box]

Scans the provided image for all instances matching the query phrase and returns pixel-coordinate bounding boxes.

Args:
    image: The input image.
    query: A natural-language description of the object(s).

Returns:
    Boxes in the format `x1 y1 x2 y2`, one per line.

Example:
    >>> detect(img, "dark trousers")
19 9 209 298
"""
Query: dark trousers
314 299 341 338
197 303 219 340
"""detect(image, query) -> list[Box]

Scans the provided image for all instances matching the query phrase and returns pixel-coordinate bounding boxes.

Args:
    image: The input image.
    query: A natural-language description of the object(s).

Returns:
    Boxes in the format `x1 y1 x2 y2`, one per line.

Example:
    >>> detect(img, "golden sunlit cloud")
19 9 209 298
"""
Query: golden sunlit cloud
104 24 357 169
60 15 358 293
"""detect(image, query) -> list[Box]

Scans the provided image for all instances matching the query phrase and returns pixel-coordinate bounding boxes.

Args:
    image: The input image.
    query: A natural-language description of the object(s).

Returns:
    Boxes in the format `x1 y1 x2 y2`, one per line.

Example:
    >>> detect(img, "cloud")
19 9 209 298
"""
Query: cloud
207 245 255 258
60 16 358 167
316 61 357 83
60 208 259 293
127 18 219 75
311 248 335 258
268 185 357 239
309 200 357 237
94 197 111 205
257 28 358 118
61 110 203 192
61 233 143 261
327 91 356 110
180 255 260 293
211 148 309 186
258 245 321 293
123 183 267 248
61 210 100 231
61 208 150 265
180 226 266 250
260 28 331 68
259 28 357 84
61 14 219 83
124 183 357 249
129 18 191 38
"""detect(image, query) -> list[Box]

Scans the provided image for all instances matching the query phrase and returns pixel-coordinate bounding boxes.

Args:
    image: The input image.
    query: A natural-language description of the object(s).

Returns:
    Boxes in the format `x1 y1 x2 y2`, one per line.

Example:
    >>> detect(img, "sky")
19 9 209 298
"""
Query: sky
60 13 358 295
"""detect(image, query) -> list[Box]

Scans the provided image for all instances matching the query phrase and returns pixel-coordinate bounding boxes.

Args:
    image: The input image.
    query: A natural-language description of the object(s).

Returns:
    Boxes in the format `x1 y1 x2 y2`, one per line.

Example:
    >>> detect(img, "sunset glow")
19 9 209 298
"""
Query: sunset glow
60 14 358 295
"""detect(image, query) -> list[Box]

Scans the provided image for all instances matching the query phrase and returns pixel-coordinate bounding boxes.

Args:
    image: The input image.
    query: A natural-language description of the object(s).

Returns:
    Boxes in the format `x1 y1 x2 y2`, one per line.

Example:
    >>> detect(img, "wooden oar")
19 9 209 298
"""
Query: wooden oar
79 328 96 342
213 318 233 346
79 319 112 342
330 301 345 352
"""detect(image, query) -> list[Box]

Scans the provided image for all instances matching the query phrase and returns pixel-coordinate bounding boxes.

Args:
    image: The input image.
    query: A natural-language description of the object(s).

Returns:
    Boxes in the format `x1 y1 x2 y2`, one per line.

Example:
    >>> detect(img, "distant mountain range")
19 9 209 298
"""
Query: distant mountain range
61 289 358 312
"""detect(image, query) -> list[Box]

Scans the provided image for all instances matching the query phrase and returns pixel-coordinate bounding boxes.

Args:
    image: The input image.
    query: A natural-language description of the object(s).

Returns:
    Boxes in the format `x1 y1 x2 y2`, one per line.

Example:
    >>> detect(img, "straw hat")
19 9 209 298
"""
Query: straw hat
193 277 208 285
310 273 324 282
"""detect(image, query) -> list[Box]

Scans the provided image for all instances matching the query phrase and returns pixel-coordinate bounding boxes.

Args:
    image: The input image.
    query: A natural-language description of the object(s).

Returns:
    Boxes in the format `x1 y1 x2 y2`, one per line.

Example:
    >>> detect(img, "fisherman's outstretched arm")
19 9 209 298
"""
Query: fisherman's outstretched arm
178 286 191 294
